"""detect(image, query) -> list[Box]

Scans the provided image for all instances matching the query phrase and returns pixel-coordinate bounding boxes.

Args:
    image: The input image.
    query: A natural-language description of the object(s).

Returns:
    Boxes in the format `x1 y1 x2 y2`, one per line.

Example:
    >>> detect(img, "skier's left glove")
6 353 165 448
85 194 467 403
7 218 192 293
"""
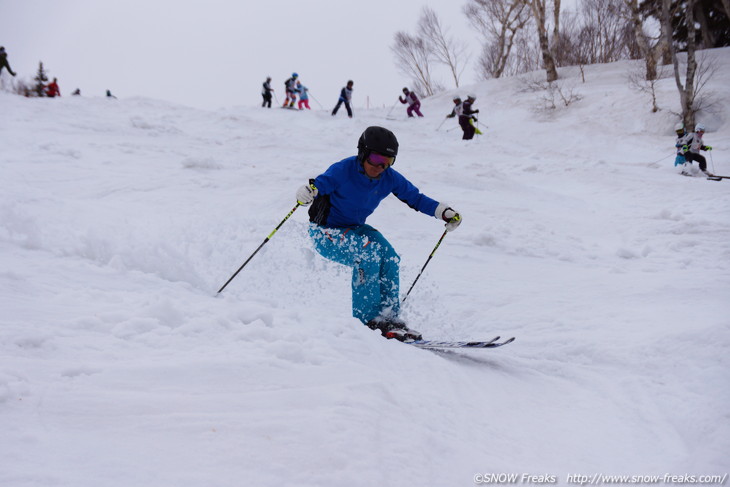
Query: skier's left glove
435 203 462 232
705 145 712 151
296 181 318 206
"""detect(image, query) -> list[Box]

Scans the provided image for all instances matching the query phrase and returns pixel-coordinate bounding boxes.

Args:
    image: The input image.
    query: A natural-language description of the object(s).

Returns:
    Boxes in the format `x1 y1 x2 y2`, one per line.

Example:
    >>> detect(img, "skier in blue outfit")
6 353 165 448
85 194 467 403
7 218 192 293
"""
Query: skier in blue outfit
674 122 689 169
295 126 462 341
331 80 354 117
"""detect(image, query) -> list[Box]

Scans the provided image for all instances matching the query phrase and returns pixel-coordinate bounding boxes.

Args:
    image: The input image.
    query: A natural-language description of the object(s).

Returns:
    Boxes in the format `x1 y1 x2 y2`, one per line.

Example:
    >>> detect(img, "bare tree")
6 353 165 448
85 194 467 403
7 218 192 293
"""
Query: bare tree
523 0 559 82
417 7 468 87
627 59 667 112
391 31 438 96
463 0 532 78
552 0 562 56
551 9 582 67
625 0 668 81
575 0 631 64
664 0 699 128
511 33 543 74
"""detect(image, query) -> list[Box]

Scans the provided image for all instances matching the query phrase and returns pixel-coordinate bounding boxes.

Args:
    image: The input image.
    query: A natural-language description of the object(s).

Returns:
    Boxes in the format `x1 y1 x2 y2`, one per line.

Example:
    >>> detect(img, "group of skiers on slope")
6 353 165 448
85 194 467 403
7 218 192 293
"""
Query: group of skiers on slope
261 74 353 117
1 46 58 97
1 46 117 99
2 45 57 97
260 75 481 140
396 88 483 141
446 94 481 140
261 73 312 110
674 122 715 177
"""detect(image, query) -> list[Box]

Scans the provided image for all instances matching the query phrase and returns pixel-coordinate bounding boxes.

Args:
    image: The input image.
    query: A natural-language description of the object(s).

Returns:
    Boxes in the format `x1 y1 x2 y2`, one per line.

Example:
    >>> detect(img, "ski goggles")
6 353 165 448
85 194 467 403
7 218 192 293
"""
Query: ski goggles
367 152 395 168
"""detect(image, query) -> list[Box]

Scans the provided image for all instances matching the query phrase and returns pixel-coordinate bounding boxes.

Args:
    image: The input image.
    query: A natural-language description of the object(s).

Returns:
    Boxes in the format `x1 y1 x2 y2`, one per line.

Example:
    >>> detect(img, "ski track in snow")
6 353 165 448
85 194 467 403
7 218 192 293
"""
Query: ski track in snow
1 50 729 486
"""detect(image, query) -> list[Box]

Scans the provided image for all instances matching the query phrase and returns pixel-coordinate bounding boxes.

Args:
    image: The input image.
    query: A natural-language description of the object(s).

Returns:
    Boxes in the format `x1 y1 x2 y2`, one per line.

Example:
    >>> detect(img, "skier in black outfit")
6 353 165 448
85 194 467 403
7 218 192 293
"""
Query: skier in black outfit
262 77 273 108
681 123 714 176
283 73 299 108
0 46 17 77
332 80 354 118
459 95 480 140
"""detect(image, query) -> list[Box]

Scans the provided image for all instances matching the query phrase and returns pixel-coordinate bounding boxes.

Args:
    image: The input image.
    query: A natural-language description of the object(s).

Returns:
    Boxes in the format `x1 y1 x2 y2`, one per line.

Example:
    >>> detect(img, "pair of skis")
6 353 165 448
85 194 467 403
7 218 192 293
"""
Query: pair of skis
406 336 515 350
680 171 728 181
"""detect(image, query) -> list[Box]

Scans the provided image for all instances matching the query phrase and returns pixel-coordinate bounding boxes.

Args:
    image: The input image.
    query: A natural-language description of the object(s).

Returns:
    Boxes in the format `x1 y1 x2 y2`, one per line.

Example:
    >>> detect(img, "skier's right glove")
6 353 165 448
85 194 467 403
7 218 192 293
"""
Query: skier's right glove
681 145 689 153
296 182 318 206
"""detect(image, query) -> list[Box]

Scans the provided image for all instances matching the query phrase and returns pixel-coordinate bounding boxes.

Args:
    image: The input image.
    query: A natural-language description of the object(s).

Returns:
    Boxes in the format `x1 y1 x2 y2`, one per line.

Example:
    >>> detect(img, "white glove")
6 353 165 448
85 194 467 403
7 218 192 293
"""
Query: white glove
296 183 318 206
435 203 462 231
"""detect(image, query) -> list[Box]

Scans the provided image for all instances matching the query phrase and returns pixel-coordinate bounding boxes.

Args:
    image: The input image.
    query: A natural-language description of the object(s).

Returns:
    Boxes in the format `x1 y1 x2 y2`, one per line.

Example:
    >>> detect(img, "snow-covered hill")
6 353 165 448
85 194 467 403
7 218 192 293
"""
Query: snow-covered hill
1 49 729 487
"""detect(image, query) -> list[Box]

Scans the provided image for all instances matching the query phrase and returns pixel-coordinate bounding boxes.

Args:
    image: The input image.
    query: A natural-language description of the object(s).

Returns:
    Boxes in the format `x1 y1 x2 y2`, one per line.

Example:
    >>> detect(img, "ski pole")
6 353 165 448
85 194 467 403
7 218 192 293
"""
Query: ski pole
402 229 449 304
710 151 716 174
217 203 301 294
386 98 400 118
436 117 448 131
308 91 325 109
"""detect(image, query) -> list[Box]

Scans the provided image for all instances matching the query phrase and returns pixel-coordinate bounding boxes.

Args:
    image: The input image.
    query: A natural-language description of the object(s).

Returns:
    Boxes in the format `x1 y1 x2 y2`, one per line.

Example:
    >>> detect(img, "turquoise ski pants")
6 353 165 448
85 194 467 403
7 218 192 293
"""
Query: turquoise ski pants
309 223 400 324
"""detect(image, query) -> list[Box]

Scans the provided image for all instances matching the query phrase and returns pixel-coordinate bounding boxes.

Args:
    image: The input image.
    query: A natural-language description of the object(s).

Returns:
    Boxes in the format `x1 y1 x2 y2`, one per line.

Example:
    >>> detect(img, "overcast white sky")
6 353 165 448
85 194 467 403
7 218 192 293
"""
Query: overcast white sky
2 0 482 109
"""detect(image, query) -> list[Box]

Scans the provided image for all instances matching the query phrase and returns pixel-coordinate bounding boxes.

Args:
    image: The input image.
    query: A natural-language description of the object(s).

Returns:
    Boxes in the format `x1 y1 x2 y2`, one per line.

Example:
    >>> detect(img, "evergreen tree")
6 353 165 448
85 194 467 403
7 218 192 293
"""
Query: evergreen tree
33 62 48 97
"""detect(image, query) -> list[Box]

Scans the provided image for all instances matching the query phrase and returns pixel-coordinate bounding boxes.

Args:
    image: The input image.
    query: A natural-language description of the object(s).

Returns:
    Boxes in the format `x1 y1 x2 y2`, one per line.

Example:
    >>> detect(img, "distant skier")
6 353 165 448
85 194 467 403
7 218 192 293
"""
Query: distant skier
446 96 463 119
296 81 310 110
294 126 462 341
72 88 81 96
674 122 689 170
459 94 480 140
681 123 714 176
283 73 299 108
399 87 423 117
445 96 467 137
0 46 17 77
262 76 274 108
106 90 117 99
45 78 61 98
331 80 353 118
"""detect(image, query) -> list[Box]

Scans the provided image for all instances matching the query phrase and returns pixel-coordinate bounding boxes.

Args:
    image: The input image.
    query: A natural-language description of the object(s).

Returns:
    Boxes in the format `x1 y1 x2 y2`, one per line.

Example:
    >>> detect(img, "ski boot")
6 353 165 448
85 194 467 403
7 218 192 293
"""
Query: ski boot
366 318 422 342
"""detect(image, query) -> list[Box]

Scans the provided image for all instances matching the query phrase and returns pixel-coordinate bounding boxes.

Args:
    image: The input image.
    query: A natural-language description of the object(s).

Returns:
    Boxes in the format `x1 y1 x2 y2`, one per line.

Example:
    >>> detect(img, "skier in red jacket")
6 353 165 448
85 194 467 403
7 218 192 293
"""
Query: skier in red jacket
46 78 61 97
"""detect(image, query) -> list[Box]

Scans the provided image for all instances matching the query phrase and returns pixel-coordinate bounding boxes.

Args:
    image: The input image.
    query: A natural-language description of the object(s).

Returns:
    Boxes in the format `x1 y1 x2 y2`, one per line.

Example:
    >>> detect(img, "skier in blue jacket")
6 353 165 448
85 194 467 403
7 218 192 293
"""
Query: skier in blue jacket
295 126 462 341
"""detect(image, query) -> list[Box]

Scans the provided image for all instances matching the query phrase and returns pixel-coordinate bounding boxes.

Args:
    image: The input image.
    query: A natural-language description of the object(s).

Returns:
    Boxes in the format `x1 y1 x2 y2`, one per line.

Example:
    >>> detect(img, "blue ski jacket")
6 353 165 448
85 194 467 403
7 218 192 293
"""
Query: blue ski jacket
308 156 440 228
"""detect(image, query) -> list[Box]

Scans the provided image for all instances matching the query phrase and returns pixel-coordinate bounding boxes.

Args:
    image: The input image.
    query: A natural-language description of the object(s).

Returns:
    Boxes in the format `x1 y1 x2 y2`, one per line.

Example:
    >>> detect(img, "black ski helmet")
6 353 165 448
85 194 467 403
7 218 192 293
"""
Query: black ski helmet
402 87 409 93
357 126 398 164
